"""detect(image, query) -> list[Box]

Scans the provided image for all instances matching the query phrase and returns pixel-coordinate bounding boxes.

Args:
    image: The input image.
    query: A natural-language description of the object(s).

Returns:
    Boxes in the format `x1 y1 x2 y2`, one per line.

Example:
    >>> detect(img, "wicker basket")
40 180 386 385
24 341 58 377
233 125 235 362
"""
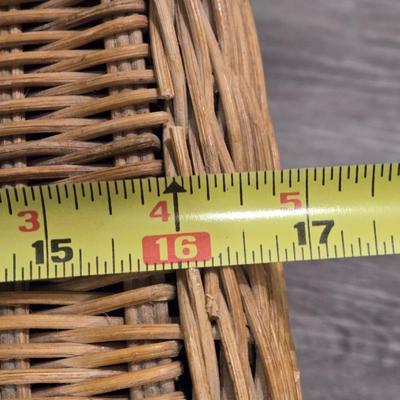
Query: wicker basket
0 1 302 399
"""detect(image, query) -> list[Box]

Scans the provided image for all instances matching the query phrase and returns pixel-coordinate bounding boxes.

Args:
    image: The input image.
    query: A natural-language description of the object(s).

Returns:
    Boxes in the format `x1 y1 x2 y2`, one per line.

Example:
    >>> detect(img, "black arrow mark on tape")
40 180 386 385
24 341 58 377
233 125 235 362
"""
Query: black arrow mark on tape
164 180 186 232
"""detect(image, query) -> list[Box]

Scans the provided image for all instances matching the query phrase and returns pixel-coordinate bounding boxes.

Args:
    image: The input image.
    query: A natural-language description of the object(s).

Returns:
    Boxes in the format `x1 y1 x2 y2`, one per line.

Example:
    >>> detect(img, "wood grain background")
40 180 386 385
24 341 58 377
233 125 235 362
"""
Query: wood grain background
253 0 400 398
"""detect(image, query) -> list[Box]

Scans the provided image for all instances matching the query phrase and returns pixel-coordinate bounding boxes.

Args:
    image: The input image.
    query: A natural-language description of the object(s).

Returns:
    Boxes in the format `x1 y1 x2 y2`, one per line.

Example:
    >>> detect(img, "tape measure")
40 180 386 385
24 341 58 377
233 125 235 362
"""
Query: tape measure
1 162 399 283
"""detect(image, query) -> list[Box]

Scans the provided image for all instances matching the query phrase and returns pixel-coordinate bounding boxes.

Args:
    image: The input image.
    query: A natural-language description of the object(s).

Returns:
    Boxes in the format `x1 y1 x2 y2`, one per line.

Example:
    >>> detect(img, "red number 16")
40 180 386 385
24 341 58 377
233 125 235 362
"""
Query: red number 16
142 232 211 264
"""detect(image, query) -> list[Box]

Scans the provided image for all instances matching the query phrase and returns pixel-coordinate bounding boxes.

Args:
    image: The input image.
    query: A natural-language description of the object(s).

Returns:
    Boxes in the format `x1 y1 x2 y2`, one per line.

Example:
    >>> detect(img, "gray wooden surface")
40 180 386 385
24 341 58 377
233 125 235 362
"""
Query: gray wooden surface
253 0 400 398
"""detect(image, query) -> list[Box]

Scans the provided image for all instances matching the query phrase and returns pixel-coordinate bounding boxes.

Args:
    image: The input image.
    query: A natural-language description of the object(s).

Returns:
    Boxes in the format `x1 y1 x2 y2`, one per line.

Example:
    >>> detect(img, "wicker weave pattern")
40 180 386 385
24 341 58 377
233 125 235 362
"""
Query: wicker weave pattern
0 1 302 399
0 1 179 398
0 0 164 184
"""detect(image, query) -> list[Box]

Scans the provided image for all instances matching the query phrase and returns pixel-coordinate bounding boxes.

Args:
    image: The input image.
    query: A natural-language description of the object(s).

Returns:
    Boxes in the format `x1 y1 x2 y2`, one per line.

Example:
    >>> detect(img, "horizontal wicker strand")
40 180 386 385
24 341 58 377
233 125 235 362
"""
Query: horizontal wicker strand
0 343 113 360
35 1 146 31
36 44 149 73
35 69 155 96
34 362 183 397
39 340 181 368
36 133 160 166
40 15 148 51
0 368 120 385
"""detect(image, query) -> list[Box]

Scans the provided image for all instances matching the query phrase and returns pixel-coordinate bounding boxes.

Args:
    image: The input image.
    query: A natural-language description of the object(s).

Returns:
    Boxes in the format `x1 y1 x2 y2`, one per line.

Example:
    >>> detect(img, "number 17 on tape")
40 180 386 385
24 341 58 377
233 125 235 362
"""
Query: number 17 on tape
142 232 212 265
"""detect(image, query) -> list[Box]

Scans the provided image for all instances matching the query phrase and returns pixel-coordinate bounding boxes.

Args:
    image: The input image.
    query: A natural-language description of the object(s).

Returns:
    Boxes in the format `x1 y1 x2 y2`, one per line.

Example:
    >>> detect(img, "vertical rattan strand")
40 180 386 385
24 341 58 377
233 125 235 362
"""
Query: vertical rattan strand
102 1 174 397
237 1 302 397
154 0 303 397
176 3 257 395
210 0 297 396
155 2 257 397
203 1 302 397
151 3 224 399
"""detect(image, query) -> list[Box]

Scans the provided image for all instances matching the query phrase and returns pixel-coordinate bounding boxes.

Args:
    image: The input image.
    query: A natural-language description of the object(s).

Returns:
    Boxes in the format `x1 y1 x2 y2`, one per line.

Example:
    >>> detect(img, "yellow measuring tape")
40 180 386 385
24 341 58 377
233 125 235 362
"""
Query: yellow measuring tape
1 162 399 282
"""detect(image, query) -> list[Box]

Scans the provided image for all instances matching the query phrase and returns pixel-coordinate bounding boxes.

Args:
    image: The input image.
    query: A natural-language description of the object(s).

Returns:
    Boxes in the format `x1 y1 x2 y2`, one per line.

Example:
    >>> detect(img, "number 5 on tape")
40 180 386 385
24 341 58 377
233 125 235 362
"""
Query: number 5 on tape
142 232 212 265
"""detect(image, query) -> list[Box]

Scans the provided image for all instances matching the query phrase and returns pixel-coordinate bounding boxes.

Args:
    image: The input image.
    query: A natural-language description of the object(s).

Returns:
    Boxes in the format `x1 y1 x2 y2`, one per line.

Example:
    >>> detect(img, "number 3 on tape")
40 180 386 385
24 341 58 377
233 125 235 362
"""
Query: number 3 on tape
142 232 212 265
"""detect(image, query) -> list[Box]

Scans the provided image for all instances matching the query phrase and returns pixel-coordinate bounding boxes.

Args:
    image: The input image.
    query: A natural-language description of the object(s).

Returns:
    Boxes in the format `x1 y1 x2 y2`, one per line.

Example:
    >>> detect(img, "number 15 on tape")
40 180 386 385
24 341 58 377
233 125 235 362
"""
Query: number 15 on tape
142 232 212 265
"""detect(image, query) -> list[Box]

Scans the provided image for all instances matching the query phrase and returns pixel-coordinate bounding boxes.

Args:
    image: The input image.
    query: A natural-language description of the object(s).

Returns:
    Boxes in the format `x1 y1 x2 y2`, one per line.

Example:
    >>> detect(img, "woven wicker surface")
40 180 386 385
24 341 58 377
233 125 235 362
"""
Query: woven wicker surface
0 1 301 399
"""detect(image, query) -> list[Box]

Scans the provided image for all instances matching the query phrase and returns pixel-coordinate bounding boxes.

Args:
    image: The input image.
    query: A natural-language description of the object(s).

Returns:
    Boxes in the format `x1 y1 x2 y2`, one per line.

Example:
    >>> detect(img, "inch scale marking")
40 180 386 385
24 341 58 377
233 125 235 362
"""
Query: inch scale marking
0 163 399 283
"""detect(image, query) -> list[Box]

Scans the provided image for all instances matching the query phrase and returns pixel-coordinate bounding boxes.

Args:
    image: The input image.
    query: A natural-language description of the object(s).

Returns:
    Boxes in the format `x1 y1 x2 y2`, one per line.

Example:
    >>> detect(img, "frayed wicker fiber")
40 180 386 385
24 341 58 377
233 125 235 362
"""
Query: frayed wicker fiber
0 0 302 399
